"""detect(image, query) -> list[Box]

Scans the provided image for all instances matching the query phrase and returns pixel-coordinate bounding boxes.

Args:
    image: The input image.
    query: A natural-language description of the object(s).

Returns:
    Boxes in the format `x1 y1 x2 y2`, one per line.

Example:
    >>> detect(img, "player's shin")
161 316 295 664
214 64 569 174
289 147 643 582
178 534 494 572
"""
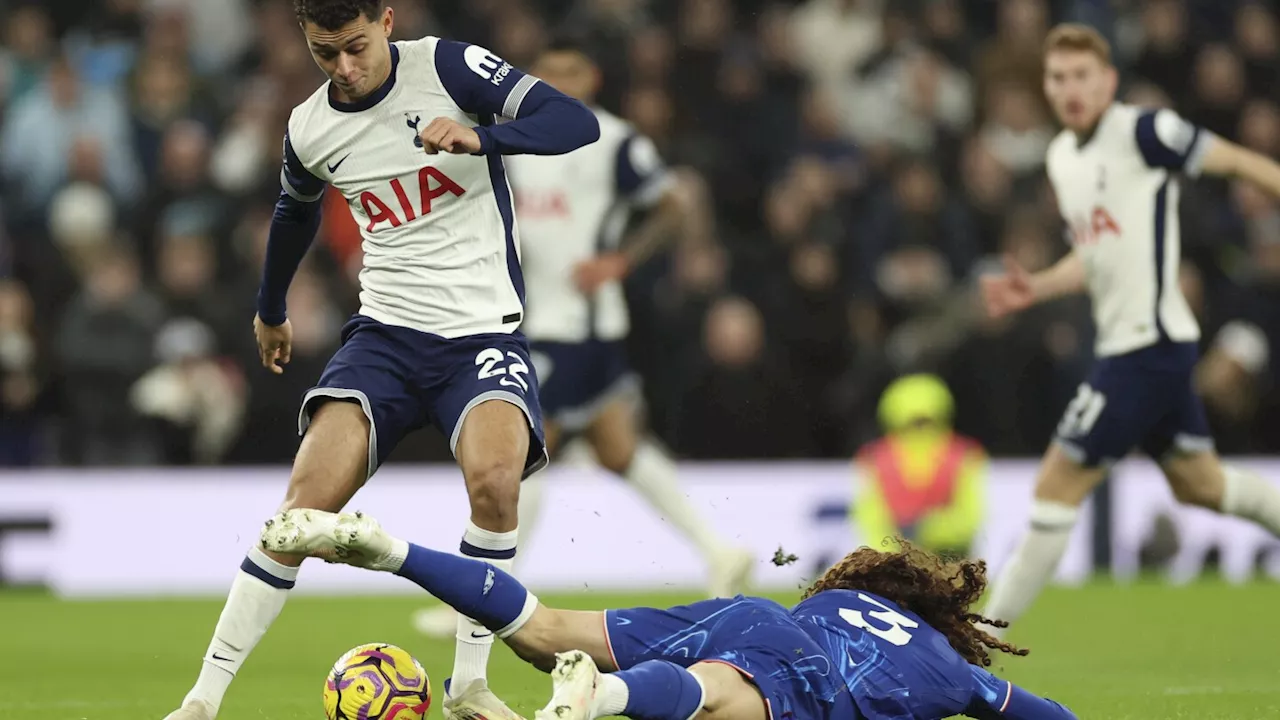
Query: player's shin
981 499 1079 633
183 547 299 714
599 661 707 720
1222 464 1280 535
392 538 538 637
452 522 520 690
625 440 724 559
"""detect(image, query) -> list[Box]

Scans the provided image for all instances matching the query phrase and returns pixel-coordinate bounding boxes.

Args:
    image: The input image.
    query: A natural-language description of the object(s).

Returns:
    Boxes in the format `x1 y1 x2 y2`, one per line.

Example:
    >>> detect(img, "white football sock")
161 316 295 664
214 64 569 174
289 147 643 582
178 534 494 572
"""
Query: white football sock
982 499 1078 633
1222 465 1280 535
184 546 298 714
625 441 725 559
452 521 518 691
594 673 630 717
515 475 545 569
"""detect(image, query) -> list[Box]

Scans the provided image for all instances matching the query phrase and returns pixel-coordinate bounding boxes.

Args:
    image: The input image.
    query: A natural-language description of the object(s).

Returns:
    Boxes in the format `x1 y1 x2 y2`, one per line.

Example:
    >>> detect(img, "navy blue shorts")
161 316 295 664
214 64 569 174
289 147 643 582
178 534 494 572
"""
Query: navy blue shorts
604 597 852 720
1054 341 1213 467
528 339 637 431
298 315 548 479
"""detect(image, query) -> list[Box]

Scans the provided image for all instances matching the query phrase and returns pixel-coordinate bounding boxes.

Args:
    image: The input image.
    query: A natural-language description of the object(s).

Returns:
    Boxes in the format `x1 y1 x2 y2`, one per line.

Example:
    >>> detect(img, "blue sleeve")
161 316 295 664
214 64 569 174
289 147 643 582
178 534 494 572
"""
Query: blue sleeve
434 39 599 156
1135 109 1210 177
616 133 672 206
257 134 324 326
965 667 1077 720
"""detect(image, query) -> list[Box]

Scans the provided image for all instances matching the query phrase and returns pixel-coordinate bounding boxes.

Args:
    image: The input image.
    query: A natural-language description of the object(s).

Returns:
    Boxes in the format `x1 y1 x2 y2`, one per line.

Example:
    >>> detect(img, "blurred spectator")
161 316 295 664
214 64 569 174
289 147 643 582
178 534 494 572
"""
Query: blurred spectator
0 280 46 465
0 54 141 215
56 242 165 465
0 5 55 108
676 296 815 458
973 0 1048 120
1130 0 1194 104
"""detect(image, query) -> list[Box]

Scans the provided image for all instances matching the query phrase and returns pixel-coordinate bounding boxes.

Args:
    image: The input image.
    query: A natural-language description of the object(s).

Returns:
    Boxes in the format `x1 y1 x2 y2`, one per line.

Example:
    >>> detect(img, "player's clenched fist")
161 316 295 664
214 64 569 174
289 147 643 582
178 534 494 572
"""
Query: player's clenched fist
418 117 482 155
979 254 1036 319
254 314 293 375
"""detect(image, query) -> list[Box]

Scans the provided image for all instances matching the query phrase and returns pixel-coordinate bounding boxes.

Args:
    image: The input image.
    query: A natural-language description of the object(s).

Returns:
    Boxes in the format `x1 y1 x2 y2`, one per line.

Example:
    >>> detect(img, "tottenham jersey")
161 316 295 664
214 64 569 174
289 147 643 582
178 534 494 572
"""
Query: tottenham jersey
1046 103 1212 357
281 37 540 339
506 110 672 343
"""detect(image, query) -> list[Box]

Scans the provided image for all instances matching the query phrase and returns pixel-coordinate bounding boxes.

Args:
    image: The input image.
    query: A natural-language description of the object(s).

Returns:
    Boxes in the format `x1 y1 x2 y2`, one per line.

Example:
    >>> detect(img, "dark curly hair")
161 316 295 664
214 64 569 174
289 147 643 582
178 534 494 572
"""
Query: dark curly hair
803 541 1028 667
294 0 383 30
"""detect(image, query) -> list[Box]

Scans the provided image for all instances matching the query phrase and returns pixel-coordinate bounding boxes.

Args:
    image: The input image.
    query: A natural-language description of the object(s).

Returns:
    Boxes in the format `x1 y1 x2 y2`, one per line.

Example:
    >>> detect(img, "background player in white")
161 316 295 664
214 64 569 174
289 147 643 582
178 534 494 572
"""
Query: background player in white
162 2 599 719
411 39 752 639
979 24 1280 635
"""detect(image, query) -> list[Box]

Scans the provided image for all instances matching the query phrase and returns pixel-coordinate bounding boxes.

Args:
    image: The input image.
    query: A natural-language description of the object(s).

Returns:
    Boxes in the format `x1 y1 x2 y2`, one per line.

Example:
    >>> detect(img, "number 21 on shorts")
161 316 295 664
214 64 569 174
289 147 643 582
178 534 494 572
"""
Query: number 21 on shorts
1058 383 1107 438
475 348 531 392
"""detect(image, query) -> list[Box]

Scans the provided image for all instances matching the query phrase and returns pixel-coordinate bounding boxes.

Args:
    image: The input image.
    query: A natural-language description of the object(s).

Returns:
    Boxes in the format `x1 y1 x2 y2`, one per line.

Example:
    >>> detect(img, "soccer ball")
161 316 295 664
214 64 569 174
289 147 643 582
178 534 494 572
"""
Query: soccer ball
323 643 432 720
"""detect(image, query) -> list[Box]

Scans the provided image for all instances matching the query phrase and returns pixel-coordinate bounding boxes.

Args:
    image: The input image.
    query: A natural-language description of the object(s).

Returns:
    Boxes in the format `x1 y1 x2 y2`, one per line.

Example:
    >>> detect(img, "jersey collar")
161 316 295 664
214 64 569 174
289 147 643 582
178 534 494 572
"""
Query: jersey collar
328 42 399 113
1074 103 1117 151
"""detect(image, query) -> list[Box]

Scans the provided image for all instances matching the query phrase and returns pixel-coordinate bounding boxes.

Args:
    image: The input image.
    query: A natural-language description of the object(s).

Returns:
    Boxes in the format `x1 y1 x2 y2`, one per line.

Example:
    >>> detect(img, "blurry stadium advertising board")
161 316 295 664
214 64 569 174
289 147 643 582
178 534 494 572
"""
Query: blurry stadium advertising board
2 459 1278 596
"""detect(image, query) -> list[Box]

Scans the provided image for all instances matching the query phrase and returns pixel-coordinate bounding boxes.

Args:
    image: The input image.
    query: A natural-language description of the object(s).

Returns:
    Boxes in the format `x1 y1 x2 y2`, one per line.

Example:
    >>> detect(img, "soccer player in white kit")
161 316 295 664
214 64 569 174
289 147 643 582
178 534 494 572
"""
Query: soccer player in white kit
162 2 599 719
411 38 753 639
980 24 1280 635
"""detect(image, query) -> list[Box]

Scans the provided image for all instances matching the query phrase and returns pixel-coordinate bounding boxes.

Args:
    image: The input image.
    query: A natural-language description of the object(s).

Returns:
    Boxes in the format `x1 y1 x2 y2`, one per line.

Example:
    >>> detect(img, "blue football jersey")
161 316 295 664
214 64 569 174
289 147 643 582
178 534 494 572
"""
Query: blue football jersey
790 589 1077 720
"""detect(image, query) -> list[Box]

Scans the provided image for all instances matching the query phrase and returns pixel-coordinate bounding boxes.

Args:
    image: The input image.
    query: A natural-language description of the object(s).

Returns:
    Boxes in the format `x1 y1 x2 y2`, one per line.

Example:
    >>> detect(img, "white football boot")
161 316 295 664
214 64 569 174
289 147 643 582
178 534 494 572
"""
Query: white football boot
259 509 402 570
412 604 461 639
708 547 754 599
442 678 528 720
534 651 602 720
161 699 216 720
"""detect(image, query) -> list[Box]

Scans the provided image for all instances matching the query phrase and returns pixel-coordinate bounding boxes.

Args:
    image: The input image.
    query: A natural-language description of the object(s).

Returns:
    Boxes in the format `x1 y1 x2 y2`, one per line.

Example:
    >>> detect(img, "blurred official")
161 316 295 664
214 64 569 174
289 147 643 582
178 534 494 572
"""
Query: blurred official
853 374 986 558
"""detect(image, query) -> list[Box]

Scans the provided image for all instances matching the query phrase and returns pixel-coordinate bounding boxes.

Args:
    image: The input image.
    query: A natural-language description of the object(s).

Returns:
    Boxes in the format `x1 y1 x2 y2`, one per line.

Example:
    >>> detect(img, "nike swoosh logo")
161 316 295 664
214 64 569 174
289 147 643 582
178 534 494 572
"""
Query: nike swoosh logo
470 631 493 639
211 653 234 662
328 153 351 173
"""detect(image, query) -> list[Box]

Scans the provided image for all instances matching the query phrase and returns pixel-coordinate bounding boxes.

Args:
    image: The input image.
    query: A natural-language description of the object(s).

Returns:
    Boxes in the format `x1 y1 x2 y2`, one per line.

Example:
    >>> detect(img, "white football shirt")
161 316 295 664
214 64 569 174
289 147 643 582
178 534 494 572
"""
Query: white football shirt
281 37 542 339
506 110 672 343
1045 103 1213 357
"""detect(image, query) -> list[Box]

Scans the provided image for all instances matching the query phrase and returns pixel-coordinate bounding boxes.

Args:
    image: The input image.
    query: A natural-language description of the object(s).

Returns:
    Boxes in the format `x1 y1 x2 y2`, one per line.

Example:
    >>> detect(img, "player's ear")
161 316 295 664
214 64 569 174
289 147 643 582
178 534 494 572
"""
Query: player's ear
380 6 393 38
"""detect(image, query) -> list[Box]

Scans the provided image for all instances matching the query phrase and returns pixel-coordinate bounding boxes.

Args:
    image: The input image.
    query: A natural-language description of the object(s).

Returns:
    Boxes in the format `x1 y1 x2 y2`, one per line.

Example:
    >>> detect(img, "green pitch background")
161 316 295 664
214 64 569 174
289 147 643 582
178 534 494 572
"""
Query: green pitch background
3 581 1278 719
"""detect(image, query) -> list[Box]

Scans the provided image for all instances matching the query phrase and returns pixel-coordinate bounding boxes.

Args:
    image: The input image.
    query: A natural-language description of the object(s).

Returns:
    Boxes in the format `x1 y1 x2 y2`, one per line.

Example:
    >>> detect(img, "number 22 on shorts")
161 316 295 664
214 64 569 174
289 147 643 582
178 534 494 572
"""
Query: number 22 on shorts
475 348 530 392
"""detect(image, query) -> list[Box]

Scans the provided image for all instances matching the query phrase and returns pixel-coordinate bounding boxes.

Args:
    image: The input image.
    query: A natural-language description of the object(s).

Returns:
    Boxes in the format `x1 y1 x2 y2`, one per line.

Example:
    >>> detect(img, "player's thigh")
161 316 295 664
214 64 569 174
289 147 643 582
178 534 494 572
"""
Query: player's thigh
1034 442 1109 506
689 662 769 720
542 419 564 458
435 333 549 525
585 396 639 475
297 316 427 480
1161 449 1227 508
506 607 614 673
288 316 426 507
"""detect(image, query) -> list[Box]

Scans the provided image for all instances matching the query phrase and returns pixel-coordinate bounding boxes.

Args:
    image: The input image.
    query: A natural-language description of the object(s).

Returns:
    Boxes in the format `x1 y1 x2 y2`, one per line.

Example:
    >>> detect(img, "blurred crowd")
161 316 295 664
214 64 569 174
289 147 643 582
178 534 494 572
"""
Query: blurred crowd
1 0 1280 467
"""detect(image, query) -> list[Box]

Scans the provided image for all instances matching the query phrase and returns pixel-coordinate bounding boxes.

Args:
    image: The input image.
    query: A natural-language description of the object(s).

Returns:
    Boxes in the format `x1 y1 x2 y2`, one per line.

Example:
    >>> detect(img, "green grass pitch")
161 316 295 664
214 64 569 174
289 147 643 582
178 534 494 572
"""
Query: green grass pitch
3 581 1279 719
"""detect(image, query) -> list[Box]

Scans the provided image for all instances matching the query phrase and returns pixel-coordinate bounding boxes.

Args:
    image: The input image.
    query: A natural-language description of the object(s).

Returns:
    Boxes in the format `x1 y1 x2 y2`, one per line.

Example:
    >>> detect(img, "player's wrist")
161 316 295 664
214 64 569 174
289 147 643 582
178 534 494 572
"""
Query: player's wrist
471 126 492 156
256 290 288 327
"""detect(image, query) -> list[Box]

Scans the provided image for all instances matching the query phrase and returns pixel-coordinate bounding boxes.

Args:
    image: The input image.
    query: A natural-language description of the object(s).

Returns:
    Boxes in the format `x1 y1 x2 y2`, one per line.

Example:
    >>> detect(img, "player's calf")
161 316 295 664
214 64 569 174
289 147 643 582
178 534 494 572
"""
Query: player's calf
1164 452 1280 535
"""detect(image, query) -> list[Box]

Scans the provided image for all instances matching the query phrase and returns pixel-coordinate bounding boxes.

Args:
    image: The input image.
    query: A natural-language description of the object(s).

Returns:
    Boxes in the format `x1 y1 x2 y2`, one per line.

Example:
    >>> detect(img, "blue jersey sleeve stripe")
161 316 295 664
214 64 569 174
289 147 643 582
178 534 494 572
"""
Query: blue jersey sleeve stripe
282 133 325 201
1135 112 1183 169
280 168 324 202
1000 680 1013 712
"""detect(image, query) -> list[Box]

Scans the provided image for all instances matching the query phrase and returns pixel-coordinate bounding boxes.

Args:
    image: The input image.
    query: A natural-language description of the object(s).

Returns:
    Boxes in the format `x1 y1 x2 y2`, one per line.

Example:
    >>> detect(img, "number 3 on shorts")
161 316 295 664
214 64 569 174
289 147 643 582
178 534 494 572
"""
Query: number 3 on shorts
475 347 531 392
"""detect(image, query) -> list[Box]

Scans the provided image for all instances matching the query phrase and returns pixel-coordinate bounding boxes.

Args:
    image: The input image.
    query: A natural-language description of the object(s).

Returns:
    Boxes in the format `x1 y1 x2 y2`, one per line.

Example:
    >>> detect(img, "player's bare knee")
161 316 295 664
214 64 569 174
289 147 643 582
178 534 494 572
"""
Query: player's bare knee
464 460 521 529
504 608 564 672
1034 444 1104 506
594 439 635 475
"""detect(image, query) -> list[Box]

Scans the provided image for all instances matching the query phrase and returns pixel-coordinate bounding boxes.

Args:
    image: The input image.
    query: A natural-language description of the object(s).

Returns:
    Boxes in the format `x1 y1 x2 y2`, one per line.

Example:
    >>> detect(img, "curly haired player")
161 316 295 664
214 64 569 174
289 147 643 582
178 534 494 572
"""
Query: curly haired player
263 509 1078 720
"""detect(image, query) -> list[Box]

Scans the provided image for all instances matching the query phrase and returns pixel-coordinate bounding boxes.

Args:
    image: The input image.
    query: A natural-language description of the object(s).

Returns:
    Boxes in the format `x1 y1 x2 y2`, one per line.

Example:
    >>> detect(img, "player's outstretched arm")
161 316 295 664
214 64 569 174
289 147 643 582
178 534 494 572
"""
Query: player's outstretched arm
979 251 1085 319
1198 135 1280 198
434 40 600 156
965 666 1077 720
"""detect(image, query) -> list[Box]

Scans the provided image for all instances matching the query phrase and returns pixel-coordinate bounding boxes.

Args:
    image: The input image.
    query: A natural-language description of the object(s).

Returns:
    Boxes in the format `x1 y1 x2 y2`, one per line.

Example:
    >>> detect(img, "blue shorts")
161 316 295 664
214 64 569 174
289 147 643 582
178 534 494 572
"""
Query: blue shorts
604 597 853 720
528 339 637 431
1054 341 1213 467
298 315 548 479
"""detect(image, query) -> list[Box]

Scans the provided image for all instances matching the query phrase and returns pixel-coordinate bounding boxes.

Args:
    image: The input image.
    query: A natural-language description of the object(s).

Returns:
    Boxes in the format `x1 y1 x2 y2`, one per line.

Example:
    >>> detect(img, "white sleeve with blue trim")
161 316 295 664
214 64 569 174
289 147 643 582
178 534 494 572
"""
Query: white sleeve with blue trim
280 133 326 202
617 133 674 208
1135 109 1213 178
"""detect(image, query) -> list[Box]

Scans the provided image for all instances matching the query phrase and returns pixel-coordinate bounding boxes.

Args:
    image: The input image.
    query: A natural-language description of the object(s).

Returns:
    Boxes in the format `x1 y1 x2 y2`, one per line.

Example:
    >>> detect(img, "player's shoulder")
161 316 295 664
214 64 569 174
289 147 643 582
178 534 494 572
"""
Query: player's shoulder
285 84 338 164
1045 129 1076 172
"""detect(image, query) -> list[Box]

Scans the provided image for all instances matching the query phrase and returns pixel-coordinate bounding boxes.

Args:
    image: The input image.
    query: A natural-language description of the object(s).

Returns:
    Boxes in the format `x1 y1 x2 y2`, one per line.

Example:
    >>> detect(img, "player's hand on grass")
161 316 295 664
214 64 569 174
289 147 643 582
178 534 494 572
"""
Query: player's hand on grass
254 315 293 375
419 117 482 155
573 253 629 295
979 254 1035 319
